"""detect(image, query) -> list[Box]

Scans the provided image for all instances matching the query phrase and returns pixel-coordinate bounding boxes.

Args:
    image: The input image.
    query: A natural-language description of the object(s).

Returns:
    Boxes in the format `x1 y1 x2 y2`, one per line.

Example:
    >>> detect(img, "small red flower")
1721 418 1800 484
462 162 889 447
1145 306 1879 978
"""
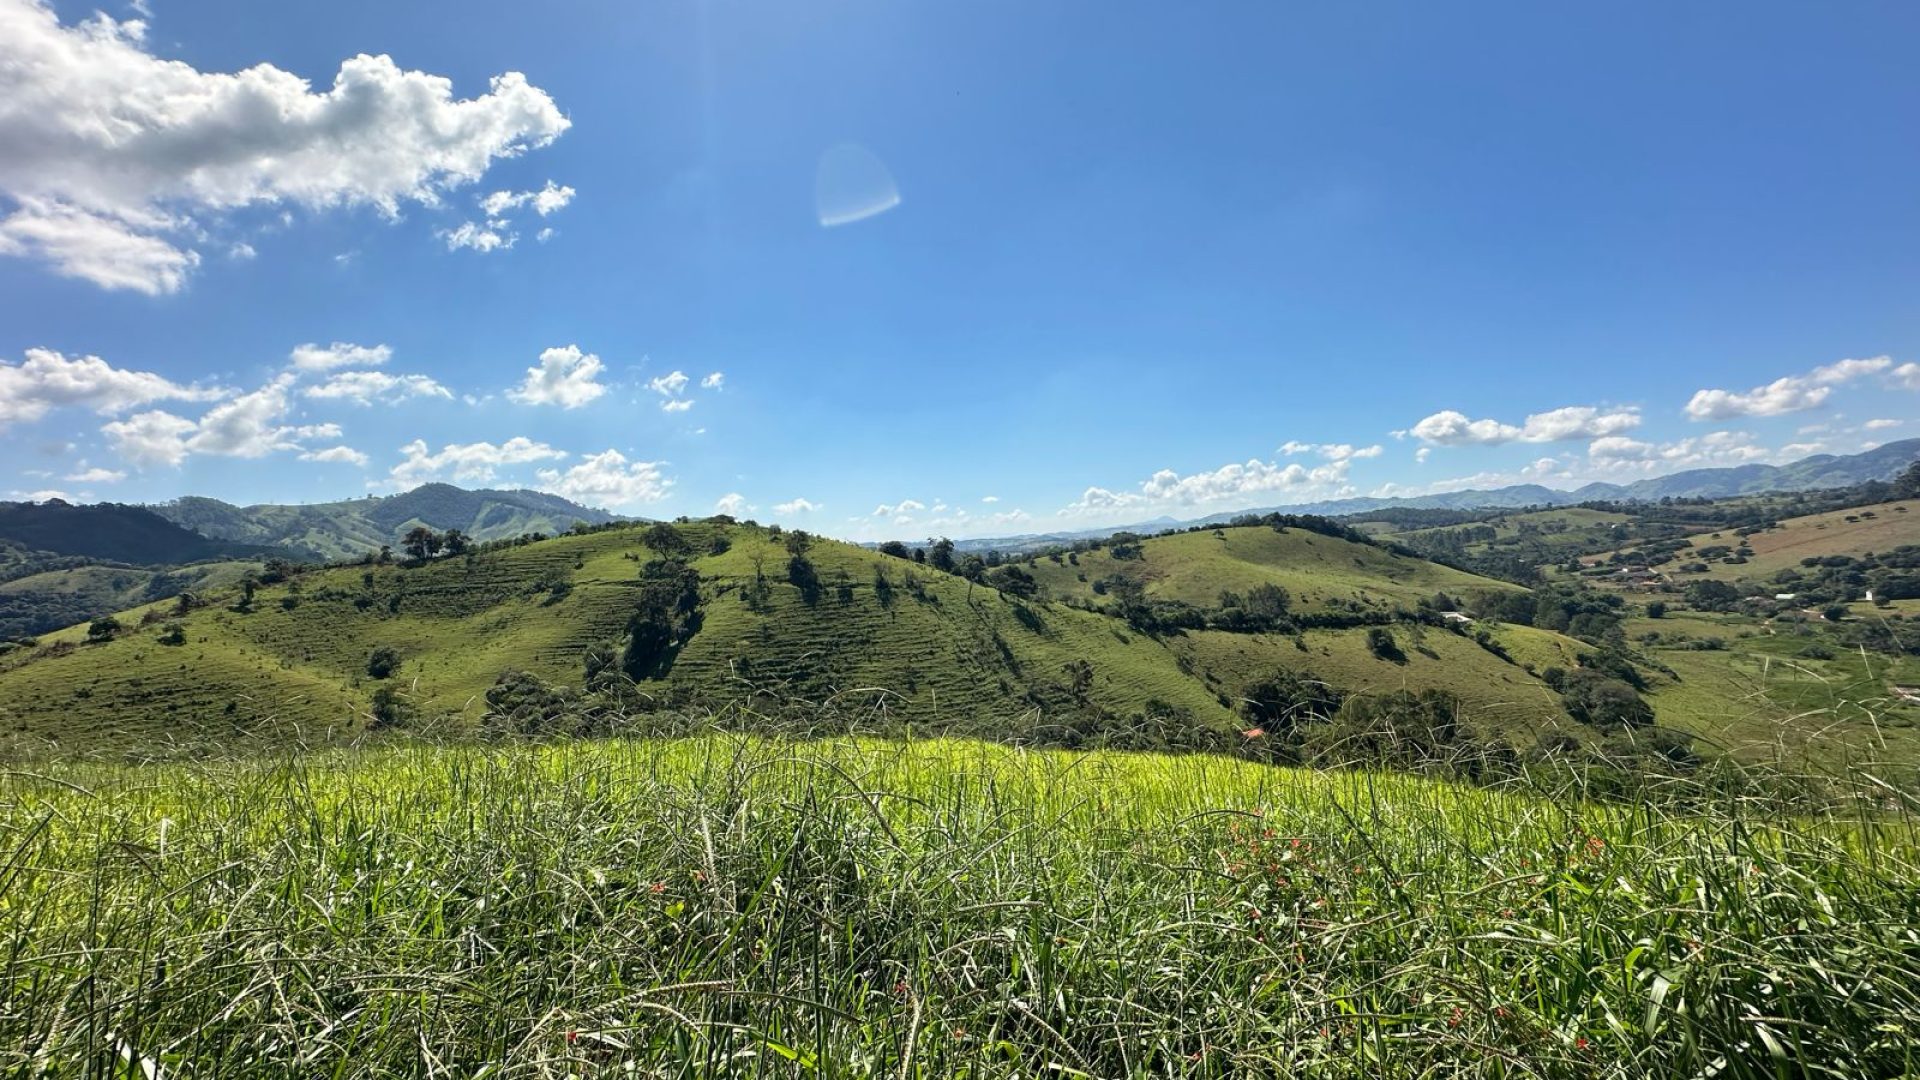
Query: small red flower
1575 1037 1590 1051
566 1030 578 1044
649 881 667 895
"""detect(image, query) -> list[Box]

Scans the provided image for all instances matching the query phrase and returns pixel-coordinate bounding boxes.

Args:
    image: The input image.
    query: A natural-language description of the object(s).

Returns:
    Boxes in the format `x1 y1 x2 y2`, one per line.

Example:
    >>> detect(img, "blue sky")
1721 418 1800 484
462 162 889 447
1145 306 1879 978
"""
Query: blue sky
1 0 1917 540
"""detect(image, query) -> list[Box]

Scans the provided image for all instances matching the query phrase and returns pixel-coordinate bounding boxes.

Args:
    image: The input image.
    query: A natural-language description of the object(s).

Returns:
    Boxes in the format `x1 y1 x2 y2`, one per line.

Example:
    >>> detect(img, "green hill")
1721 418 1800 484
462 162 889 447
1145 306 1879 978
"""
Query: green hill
0 499 279 566
0 520 1596 758
1024 521 1520 616
154 483 624 562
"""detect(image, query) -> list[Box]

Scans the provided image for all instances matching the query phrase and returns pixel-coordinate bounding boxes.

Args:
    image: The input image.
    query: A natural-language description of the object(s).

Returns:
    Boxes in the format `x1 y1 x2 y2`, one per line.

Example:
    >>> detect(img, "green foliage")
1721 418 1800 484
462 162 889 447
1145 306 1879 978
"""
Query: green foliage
1365 626 1404 663
366 646 402 680
1239 667 1342 735
10 736 1909 1076
86 615 120 642
1559 668 1655 729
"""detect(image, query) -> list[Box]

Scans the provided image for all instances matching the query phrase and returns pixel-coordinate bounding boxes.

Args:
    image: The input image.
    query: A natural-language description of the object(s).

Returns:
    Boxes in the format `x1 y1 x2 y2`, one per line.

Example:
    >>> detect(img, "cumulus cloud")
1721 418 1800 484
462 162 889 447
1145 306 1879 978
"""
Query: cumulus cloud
648 368 723 412
63 465 125 483
1061 454 1354 517
100 410 198 466
304 370 451 406
100 378 342 467
1587 430 1774 470
1414 447 1431 464
1864 418 1903 430
0 0 570 292
648 370 690 397
714 492 752 515
1684 356 1891 420
1280 441 1382 461
440 219 514 252
872 499 927 517
300 445 369 467
1893 363 1920 390
1410 405 1641 446
981 495 1000 503
774 497 820 515
509 345 605 408
389 436 564 487
478 180 574 218
535 449 671 508
0 347 223 427
289 341 391 371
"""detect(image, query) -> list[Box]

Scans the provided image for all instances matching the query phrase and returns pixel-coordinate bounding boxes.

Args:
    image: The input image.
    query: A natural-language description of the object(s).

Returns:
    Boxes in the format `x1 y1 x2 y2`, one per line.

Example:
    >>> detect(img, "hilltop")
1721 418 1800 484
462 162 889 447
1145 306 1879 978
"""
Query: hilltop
154 483 624 562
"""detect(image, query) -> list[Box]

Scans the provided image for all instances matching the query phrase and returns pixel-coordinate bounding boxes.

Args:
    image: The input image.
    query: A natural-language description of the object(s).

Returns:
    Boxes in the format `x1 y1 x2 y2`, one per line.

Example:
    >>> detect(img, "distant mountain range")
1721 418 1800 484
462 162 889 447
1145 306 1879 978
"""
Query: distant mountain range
152 483 624 562
954 437 1920 553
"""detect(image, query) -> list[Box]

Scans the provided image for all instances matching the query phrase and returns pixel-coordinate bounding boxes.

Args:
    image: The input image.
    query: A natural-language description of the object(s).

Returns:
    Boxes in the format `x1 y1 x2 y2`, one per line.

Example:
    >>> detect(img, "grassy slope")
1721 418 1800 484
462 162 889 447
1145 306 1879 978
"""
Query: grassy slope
1391 507 1634 549
0 560 260 637
1624 611 1920 768
0 522 1586 756
1025 524 1519 614
5 736 1918 1077
1676 498 1920 583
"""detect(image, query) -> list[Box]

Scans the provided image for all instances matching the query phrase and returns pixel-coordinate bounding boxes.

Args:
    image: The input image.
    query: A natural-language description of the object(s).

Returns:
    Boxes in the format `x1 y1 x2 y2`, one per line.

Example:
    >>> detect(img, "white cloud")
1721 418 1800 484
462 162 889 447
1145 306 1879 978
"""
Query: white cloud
1414 447 1431 464
871 499 927 517
1060 454 1354 518
1685 356 1891 420
981 495 999 503
288 341 392 372
774 497 820 515
389 436 565 487
700 371 724 390
534 449 670 508
1411 405 1641 446
304 370 451 406
535 227 554 243
509 344 605 408
478 180 574 218
63 465 124 483
101 408 198 466
1587 437 1658 462
227 241 255 260
137 375 339 461
660 398 695 413
440 219 515 253
1892 363 1920 390
299 445 369 467
1281 441 1383 461
0 0 569 292
1586 429 1775 472
0 347 222 427
714 492 752 515
1864 418 1902 430
647 370 690 397
0 198 200 294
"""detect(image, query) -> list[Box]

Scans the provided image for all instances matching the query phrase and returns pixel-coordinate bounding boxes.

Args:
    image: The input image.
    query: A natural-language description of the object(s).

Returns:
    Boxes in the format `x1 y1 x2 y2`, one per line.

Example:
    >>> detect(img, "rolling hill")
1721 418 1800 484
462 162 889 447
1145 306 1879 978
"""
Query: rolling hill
153 483 625 562
1024 521 1522 616
0 519 1599 757
0 499 280 566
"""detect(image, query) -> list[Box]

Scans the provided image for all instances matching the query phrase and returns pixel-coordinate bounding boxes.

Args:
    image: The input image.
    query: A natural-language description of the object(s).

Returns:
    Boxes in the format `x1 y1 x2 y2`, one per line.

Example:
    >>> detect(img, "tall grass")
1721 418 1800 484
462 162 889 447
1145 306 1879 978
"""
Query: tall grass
3 734 1919 1077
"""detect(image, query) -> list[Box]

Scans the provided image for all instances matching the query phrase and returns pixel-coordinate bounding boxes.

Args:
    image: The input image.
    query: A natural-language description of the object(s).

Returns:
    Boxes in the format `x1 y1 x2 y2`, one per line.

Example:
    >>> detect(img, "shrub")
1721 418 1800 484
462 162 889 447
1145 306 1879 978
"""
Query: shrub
366 646 402 680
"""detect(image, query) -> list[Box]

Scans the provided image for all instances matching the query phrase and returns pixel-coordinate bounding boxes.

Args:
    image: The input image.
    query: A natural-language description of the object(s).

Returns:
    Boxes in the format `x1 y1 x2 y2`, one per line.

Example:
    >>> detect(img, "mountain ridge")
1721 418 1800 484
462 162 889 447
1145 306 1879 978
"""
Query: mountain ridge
152 483 627 562
953 438 1920 552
